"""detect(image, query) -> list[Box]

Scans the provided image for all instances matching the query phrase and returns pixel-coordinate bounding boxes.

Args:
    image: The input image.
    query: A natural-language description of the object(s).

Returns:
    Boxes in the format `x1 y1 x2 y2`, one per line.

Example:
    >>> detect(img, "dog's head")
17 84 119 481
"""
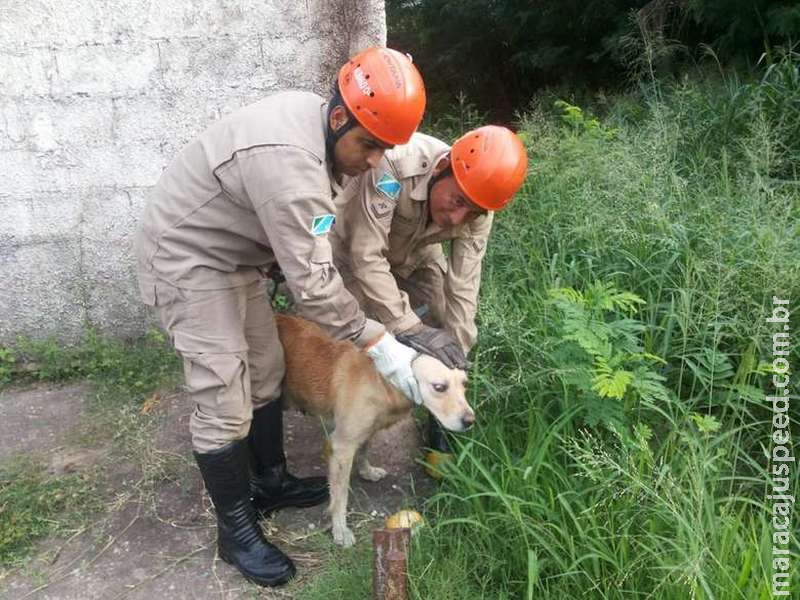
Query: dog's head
411 354 475 432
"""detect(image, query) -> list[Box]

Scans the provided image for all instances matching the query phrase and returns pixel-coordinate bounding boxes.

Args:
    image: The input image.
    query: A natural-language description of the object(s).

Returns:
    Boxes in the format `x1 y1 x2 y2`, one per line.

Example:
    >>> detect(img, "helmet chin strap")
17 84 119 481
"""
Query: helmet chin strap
325 86 357 166
427 161 453 224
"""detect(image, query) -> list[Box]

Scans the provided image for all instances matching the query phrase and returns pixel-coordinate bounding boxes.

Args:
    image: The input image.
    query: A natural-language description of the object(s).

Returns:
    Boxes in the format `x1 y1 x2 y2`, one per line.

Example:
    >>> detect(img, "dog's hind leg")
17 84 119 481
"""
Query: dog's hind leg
328 431 358 547
356 441 387 482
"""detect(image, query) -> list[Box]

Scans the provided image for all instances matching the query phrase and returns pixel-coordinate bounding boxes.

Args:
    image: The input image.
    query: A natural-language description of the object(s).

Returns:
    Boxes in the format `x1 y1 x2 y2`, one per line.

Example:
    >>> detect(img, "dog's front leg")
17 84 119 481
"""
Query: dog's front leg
328 434 357 547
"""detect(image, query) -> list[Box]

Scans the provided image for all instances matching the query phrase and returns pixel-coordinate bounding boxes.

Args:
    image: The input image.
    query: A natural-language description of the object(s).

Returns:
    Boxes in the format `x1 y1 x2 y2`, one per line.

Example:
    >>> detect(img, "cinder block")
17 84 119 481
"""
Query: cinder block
85 271 154 339
80 187 151 339
0 101 27 151
1 0 315 49
263 37 331 93
112 93 231 147
56 42 160 95
0 0 293 50
64 145 164 190
89 144 165 188
0 49 55 97
0 240 86 343
156 36 265 95
1 143 163 195
0 193 83 245
81 187 147 244
141 0 286 40
82 232 149 339
0 96 115 152
1 149 78 196
0 0 99 49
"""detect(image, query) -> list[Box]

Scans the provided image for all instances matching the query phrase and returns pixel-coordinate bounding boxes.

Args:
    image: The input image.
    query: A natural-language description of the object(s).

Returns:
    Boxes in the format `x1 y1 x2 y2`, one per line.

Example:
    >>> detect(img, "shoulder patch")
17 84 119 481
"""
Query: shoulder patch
369 198 394 221
311 214 335 236
471 239 487 253
375 172 401 200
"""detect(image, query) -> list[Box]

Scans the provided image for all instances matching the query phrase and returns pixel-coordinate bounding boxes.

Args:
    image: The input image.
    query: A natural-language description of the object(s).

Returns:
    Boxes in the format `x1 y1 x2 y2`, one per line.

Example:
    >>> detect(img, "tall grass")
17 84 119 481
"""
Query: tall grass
411 52 800 599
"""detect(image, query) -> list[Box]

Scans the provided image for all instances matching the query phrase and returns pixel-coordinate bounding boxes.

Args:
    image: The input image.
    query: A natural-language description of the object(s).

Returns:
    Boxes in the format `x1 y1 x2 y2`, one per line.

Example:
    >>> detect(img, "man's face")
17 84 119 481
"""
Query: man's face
428 160 486 227
330 106 393 177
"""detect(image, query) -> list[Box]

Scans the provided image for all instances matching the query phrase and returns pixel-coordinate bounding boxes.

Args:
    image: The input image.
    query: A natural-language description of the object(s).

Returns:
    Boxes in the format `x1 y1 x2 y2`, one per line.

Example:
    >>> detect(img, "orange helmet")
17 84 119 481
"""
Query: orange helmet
450 126 528 211
338 47 426 146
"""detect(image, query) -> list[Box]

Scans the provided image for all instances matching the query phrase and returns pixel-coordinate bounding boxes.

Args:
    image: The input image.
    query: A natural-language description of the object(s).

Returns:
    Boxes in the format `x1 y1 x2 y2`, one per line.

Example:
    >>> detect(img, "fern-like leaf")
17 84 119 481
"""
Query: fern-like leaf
592 359 634 399
630 368 671 404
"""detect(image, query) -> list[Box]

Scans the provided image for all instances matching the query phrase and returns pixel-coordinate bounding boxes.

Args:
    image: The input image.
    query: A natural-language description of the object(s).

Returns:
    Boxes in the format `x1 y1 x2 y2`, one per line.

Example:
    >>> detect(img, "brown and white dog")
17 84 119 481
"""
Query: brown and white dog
275 314 475 547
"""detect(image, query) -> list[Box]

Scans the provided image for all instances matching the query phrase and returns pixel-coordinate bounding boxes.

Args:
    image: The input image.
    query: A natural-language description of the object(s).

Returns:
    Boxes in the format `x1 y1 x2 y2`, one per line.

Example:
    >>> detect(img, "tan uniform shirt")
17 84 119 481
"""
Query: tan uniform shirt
330 132 493 351
136 90 382 347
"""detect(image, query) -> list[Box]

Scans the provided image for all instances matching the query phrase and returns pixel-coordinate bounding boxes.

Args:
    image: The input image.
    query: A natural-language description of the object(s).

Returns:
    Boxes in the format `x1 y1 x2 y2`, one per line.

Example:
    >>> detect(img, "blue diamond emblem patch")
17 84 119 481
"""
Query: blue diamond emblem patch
376 172 401 200
311 214 335 236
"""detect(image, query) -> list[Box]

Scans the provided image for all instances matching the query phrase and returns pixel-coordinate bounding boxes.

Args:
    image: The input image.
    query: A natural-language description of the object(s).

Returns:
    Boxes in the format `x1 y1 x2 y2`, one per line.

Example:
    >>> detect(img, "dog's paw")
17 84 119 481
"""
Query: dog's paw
333 525 356 548
358 464 387 482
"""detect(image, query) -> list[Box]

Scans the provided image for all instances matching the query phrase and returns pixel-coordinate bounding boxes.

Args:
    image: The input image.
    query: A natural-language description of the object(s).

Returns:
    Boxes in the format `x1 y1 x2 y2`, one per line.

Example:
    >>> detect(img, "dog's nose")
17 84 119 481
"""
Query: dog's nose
461 412 475 430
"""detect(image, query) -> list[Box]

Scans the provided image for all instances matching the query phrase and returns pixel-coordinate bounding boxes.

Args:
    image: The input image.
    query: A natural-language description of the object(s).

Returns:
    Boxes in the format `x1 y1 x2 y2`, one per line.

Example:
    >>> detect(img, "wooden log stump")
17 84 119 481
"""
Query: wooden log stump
373 527 411 599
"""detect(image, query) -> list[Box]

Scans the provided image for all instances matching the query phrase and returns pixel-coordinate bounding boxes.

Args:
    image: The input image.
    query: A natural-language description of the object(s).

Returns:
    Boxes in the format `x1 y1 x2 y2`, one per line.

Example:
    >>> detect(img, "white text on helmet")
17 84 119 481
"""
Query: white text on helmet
353 67 373 97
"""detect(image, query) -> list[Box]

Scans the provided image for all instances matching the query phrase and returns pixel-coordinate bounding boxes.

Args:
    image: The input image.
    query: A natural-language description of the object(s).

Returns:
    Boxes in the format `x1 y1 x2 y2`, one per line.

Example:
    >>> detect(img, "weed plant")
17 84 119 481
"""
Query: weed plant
3 328 180 403
408 52 799 599
0 459 98 566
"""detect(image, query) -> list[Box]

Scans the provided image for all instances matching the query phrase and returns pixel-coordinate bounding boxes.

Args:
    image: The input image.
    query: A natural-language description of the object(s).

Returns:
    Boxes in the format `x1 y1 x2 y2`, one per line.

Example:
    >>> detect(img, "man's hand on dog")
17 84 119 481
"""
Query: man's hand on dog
366 332 424 404
397 324 470 370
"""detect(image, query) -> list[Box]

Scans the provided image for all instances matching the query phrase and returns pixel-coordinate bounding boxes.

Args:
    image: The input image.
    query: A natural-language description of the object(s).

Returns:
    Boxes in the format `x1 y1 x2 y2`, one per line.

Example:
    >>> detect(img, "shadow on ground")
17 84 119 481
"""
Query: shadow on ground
0 382 435 599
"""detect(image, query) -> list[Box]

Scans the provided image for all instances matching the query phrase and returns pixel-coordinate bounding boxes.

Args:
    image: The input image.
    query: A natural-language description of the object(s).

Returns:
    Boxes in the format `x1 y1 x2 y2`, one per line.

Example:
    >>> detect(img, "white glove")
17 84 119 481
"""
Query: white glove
366 332 423 405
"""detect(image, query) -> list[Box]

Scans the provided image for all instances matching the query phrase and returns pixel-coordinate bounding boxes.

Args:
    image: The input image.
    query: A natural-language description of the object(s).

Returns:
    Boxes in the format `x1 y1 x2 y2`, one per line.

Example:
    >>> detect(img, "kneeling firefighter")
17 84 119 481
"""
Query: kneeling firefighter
330 125 528 474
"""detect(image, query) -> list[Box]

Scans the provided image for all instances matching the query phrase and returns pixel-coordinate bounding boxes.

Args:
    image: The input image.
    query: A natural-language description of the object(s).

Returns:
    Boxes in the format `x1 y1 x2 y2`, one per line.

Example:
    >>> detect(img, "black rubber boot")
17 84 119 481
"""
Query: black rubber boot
424 415 454 480
428 415 452 453
249 400 329 515
194 441 296 587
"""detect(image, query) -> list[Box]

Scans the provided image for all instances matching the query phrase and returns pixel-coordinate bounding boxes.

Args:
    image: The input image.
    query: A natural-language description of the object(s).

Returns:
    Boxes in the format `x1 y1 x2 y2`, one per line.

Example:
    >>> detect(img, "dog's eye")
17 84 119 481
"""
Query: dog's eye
432 383 448 393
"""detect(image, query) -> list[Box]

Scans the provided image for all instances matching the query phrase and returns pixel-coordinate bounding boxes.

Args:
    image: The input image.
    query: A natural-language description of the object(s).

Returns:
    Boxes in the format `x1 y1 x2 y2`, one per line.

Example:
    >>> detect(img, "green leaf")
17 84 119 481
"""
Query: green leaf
690 413 721 435
592 362 634 399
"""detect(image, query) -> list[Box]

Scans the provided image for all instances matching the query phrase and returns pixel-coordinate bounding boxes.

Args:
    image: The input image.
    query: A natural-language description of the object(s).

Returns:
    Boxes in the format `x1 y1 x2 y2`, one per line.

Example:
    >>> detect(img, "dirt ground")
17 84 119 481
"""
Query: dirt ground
0 382 434 599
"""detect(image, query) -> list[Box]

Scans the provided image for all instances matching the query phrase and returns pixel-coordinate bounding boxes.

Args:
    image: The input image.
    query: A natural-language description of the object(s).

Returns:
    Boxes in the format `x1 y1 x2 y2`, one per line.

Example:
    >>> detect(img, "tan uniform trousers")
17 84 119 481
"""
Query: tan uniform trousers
343 260 447 332
154 278 284 453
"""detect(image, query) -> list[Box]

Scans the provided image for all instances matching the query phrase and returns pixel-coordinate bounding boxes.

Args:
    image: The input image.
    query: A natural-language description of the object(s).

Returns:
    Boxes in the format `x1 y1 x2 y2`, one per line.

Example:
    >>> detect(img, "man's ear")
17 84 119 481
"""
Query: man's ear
432 155 451 176
329 105 349 132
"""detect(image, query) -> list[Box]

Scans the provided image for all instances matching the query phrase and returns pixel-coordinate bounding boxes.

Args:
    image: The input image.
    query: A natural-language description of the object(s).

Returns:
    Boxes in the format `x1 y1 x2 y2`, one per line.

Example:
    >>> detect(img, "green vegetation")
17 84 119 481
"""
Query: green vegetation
388 0 799 117
300 51 799 598
2 328 180 402
402 52 799 598
0 459 98 566
297 536 373 599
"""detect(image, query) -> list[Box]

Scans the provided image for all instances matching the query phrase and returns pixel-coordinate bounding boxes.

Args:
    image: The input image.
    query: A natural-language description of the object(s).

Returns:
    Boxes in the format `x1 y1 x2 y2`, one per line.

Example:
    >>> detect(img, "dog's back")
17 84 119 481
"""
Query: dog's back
275 314 389 416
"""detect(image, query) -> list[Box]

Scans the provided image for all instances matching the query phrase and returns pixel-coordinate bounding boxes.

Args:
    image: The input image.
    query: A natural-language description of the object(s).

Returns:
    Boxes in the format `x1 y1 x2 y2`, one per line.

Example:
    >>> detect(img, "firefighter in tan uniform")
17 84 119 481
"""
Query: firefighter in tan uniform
330 125 528 473
134 48 451 588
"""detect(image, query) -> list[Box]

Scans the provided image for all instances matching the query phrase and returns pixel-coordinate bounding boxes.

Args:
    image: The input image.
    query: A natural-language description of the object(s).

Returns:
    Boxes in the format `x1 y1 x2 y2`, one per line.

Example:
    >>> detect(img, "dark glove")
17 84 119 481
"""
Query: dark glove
396 324 470 370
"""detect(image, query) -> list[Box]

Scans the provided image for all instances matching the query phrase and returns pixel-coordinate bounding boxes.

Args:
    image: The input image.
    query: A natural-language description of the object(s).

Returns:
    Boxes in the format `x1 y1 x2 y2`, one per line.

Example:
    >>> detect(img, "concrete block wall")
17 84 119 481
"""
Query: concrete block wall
0 0 386 343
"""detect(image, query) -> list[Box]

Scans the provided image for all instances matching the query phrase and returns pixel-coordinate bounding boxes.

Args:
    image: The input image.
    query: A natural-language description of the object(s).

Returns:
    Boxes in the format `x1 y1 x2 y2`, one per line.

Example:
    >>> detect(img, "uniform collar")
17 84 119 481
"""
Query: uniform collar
410 172 432 202
409 149 449 202
321 102 344 198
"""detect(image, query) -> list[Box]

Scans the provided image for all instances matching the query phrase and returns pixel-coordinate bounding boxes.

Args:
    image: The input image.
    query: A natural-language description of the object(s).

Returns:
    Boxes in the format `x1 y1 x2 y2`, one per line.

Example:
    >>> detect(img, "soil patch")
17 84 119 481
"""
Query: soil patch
0 383 93 459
